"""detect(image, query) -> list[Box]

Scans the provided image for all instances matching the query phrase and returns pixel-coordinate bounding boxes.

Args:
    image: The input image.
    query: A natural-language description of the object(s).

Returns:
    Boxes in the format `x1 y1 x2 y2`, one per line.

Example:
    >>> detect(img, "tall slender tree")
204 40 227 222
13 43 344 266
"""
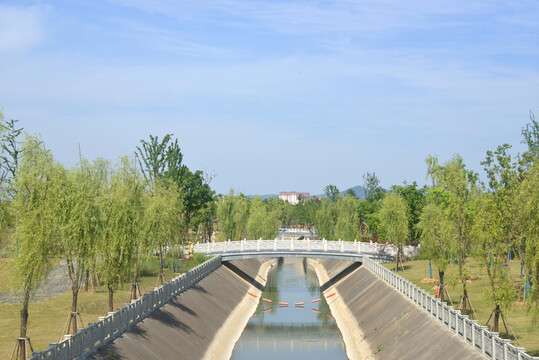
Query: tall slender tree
379 193 409 271
11 135 59 359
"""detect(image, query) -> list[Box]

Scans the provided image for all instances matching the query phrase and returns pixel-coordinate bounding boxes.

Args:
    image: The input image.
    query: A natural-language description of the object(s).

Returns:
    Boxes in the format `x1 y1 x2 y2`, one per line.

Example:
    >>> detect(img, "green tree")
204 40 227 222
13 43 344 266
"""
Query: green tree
363 172 384 202
474 193 517 332
11 135 59 356
247 196 281 239
324 184 341 202
315 199 337 240
391 181 427 244
521 111 539 165
436 155 479 314
56 160 104 333
100 157 145 311
418 202 455 302
379 193 409 271
144 179 180 286
216 190 250 241
335 194 359 241
517 163 539 318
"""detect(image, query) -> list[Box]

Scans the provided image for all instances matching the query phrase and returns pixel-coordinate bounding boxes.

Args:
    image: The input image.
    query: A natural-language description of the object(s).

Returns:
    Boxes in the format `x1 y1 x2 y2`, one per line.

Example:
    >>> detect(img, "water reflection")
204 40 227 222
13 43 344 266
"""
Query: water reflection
231 258 348 360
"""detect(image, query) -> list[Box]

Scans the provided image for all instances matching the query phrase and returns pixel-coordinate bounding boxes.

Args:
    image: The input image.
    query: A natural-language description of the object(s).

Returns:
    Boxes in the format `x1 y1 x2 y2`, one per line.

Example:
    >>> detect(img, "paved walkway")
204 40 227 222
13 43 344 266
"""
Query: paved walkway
0 260 71 304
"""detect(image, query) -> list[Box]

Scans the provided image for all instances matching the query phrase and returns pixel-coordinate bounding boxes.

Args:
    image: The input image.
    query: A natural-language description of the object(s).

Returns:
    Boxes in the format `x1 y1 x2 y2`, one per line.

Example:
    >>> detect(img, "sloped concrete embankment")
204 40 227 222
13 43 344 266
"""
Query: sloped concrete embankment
310 259 484 360
90 258 274 360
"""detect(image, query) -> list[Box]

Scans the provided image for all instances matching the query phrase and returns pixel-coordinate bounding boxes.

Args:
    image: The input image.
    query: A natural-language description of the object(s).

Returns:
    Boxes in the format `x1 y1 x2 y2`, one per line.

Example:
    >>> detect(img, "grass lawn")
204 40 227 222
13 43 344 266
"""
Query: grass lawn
384 258 539 356
0 254 210 359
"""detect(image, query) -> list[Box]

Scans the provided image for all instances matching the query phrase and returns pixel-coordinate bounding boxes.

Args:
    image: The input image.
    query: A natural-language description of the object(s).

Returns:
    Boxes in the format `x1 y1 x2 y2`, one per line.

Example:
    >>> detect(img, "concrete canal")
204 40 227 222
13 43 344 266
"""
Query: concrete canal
231 258 348 359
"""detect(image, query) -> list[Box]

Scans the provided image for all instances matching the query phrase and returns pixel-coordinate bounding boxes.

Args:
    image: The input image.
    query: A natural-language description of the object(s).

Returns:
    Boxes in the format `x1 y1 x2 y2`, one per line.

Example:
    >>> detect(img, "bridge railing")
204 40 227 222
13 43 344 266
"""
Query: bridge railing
29 255 222 360
362 256 539 360
193 239 417 259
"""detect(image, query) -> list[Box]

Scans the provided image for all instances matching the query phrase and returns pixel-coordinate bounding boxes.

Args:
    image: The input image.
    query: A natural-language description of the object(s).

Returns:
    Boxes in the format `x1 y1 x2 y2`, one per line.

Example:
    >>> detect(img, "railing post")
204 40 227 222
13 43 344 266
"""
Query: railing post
273 238 277 251
323 238 327 252
290 238 294 251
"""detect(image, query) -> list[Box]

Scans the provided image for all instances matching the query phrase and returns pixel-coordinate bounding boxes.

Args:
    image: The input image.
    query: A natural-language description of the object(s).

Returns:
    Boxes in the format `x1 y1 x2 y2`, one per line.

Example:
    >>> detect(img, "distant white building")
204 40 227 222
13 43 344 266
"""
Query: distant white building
279 191 316 205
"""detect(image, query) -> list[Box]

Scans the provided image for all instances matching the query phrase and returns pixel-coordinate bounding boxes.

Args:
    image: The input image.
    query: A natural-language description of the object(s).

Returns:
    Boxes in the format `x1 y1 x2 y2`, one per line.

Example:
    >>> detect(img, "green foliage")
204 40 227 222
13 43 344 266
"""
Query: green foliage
99 157 145 290
391 181 427 244
247 196 280 239
474 194 517 309
521 111 539 165
0 112 23 185
418 202 454 273
315 199 337 239
518 163 539 316
379 193 409 247
11 135 59 293
334 194 359 241
435 154 479 285
363 172 385 202
323 184 341 202
216 190 250 241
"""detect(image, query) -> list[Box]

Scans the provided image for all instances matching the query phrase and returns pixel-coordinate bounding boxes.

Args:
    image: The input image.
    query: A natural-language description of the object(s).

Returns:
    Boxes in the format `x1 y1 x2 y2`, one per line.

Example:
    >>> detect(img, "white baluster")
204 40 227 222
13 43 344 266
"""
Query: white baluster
323 239 327 252
257 238 261 252
341 240 344 252
291 239 294 251
274 238 277 251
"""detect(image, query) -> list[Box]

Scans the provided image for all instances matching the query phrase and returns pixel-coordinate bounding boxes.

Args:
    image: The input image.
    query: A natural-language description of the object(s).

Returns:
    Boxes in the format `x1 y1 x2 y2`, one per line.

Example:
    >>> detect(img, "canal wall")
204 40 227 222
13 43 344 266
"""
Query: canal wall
88 258 274 360
311 258 485 360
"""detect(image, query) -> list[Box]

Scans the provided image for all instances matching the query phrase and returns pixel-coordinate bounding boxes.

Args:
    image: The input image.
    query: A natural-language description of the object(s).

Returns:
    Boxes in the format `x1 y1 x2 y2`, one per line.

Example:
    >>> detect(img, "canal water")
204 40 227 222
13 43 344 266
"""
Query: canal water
230 258 348 360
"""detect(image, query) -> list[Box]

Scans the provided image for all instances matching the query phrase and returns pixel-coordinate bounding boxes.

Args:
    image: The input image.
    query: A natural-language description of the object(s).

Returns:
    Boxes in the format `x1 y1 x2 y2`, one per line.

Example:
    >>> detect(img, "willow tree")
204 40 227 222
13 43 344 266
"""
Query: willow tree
418 202 455 302
315 199 337 240
379 193 409 271
335 194 359 241
145 180 181 285
247 196 280 239
518 163 539 318
436 155 479 314
474 194 517 333
11 135 59 359
217 190 250 241
99 157 144 312
56 160 104 334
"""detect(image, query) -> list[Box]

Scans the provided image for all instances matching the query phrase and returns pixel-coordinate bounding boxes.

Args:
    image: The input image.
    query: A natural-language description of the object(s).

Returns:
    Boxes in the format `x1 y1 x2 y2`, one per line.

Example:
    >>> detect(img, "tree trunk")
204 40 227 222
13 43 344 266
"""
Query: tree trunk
84 269 89 292
71 288 79 334
20 288 30 338
439 270 445 303
159 244 165 285
108 284 114 313
493 304 500 333
18 338 26 360
462 285 468 313
19 285 31 360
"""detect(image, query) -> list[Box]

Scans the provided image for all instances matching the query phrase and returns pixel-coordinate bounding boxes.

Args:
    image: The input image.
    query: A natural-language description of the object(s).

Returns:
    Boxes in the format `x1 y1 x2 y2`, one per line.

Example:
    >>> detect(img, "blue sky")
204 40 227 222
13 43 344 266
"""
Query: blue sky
0 0 538 195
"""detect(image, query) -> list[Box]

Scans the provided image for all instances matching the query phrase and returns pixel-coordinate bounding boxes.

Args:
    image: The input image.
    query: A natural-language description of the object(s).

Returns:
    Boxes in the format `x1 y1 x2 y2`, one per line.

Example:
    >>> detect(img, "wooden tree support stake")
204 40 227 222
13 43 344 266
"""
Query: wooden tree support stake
10 337 34 360
61 312 85 340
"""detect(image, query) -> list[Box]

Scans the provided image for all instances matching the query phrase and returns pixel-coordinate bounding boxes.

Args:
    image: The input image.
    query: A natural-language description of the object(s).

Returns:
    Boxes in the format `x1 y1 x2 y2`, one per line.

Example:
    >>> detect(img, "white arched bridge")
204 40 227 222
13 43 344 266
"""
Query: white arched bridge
193 239 418 262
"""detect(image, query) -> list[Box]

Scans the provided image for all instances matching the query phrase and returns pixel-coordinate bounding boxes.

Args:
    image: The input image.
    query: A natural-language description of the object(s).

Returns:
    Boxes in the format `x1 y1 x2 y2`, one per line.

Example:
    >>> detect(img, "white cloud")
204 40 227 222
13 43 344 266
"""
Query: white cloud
0 5 48 51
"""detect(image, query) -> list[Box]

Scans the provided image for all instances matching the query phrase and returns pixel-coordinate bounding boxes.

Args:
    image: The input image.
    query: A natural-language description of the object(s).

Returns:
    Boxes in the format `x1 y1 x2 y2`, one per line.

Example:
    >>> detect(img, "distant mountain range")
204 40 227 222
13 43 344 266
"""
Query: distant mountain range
247 185 368 201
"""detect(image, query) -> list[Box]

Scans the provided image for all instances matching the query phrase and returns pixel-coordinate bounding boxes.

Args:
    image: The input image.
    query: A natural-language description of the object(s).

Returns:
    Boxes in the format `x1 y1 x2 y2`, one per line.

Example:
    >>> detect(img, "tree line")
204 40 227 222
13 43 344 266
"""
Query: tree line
0 112 214 357
215 113 539 333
